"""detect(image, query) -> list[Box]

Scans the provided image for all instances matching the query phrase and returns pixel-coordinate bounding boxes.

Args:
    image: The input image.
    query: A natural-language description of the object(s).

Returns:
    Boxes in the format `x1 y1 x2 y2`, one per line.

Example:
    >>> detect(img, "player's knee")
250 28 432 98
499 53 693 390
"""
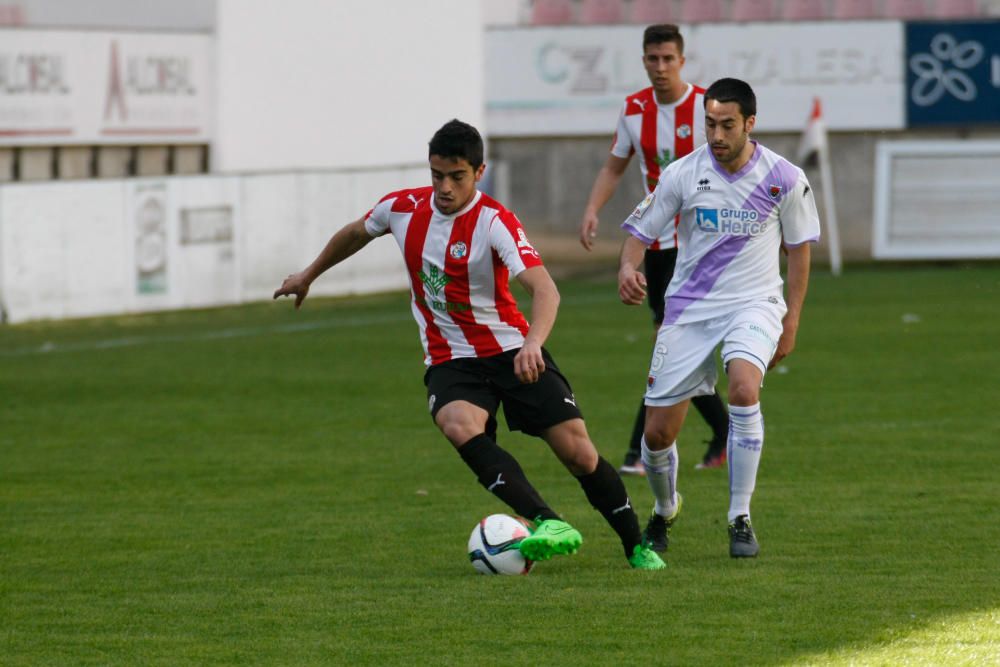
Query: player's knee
643 427 676 451
727 381 759 407
435 415 479 447
434 401 491 446
562 440 598 475
543 420 598 474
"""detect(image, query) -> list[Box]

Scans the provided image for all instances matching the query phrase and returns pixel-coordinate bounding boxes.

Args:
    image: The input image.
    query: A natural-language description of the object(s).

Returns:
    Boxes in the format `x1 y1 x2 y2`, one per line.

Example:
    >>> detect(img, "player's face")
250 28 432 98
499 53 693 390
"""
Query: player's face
705 99 756 165
429 155 485 215
642 41 685 96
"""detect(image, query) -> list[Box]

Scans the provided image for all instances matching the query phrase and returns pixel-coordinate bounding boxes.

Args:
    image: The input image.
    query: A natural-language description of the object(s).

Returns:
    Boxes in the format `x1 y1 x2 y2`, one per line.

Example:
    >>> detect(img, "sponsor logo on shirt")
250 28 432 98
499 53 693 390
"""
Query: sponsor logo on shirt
696 207 768 236
655 149 673 169
418 264 450 296
415 295 471 314
697 178 711 192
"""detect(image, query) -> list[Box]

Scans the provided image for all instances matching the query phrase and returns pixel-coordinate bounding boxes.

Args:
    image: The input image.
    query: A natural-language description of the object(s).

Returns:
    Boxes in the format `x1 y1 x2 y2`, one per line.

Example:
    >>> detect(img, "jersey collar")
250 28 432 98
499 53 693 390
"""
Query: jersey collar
654 82 693 108
431 190 482 219
710 140 762 183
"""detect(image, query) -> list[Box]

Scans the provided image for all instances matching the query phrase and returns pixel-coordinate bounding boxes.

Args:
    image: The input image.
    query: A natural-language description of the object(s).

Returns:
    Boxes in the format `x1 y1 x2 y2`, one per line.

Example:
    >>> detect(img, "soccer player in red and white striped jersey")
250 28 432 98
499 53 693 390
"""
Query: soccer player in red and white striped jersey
579 24 730 485
275 120 664 570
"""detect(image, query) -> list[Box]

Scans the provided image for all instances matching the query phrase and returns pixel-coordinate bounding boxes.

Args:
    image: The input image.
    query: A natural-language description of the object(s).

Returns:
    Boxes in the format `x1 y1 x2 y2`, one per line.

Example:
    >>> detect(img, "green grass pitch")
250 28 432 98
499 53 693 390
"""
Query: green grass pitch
2 263 998 665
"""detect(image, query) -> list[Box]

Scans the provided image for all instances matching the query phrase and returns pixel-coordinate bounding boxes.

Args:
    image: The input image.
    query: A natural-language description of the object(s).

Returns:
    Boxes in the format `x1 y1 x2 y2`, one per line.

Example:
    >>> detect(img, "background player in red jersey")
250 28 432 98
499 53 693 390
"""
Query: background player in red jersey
275 119 664 570
579 24 730 476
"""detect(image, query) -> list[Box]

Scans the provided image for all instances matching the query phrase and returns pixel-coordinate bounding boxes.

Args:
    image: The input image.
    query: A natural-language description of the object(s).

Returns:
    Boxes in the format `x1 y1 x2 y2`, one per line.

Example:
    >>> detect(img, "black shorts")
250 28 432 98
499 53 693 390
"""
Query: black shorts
644 247 679 326
423 348 583 438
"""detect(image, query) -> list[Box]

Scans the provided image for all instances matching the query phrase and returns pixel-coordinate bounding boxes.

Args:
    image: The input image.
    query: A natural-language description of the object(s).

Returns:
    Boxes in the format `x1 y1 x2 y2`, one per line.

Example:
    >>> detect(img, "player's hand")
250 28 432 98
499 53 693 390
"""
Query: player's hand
618 267 647 306
273 271 311 309
769 321 798 369
579 211 599 251
514 340 546 384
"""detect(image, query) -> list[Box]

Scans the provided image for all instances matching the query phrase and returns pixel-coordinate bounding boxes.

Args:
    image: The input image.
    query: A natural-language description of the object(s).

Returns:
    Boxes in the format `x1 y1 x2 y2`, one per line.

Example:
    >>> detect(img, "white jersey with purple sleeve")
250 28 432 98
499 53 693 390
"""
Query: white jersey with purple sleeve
622 142 820 325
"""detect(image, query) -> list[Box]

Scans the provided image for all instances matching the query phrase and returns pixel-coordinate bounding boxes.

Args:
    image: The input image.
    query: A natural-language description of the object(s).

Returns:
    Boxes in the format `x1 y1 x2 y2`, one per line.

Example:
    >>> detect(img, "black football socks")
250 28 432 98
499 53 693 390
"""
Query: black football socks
457 433 559 522
576 456 642 556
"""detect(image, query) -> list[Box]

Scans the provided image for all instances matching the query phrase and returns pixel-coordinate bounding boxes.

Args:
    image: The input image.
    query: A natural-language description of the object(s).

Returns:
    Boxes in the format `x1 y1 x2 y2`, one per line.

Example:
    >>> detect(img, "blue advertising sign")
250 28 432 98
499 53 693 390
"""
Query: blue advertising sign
906 21 1000 127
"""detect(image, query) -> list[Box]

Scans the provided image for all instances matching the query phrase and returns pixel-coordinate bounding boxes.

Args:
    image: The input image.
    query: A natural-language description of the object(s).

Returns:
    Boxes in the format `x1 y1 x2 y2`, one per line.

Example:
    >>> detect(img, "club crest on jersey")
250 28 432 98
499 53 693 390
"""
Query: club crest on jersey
449 241 468 259
647 375 656 388
676 124 691 139
769 184 783 200
632 192 655 219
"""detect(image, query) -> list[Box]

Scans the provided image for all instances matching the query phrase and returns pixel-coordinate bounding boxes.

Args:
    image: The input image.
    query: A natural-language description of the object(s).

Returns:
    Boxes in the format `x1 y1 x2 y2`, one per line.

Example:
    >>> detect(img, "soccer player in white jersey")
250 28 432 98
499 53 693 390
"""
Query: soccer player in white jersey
618 79 820 557
579 24 730 478
275 119 664 570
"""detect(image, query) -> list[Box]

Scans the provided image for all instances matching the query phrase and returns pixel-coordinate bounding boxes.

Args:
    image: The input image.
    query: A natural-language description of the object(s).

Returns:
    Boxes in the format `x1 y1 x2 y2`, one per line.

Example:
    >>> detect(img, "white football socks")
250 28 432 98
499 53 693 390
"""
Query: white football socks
641 436 679 518
728 403 764 522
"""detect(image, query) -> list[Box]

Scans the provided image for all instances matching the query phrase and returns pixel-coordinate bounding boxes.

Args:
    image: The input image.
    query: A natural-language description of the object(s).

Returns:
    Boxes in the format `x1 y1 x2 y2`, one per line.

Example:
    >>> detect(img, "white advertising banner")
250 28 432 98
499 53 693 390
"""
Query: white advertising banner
486 22 904 136
0 169 413 324
0 29 212 146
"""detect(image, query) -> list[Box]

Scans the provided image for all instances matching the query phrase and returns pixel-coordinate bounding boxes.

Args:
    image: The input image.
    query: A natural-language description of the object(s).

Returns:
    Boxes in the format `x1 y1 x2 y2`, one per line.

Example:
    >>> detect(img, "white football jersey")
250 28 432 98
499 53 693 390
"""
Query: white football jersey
622 142 820 325
365 187 543 366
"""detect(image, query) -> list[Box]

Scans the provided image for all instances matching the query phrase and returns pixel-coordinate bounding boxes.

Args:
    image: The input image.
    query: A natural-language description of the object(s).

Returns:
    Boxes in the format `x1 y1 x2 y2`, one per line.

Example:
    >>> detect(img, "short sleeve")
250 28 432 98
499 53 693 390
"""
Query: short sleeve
609 103 636 159
621 164 683 245
489 211 544 277
780 173 822 246
363 198 394 237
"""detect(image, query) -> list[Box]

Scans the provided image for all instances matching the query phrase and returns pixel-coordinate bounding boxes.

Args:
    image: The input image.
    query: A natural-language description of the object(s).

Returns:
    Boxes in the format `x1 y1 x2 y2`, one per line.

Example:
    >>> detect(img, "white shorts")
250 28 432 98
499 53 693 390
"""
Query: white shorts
644 297 787 407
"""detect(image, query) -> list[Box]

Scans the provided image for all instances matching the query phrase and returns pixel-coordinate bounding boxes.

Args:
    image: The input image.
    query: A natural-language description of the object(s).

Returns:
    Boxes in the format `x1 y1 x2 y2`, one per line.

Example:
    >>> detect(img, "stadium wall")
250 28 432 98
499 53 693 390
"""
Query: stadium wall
213 0 485 172
490 126 1000 264
0 167 424 324
485 20 1000 264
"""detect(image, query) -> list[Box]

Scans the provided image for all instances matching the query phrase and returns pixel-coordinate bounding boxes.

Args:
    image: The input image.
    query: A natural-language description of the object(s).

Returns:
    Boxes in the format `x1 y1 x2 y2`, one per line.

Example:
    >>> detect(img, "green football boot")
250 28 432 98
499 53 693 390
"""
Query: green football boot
628 544 666 570
518 519 583 561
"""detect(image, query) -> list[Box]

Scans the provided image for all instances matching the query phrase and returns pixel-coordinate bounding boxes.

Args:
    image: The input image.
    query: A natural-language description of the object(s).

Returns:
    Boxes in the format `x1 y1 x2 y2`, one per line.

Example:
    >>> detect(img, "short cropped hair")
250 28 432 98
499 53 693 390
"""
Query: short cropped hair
704 78 757 119
643 24 684 54
428 119 484 169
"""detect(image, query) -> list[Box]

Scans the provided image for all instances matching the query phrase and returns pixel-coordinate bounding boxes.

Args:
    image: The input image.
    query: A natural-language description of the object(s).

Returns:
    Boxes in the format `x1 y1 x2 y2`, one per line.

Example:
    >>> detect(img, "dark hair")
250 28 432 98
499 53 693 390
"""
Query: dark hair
704 78 757 119
643 24 684 54
428 119 484 169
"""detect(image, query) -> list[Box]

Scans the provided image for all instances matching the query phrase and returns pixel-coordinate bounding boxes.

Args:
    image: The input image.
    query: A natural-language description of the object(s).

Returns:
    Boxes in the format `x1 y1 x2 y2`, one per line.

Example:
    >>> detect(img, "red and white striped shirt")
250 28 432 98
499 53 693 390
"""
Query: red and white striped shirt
610 83 706 249
364 187 543 366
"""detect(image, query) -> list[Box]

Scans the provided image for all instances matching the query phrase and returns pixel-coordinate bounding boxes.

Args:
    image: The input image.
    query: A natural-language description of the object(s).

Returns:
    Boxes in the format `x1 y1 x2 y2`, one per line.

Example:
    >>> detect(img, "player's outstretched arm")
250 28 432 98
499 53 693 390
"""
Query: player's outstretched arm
618 235 648 306
273 217 373 309
580 154 630 251
770 242 811 369
513 266 560 384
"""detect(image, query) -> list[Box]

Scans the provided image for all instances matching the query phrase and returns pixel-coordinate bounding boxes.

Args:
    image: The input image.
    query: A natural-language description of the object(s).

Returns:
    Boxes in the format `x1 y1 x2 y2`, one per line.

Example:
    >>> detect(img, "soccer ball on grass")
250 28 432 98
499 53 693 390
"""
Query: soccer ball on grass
467 513 535 575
